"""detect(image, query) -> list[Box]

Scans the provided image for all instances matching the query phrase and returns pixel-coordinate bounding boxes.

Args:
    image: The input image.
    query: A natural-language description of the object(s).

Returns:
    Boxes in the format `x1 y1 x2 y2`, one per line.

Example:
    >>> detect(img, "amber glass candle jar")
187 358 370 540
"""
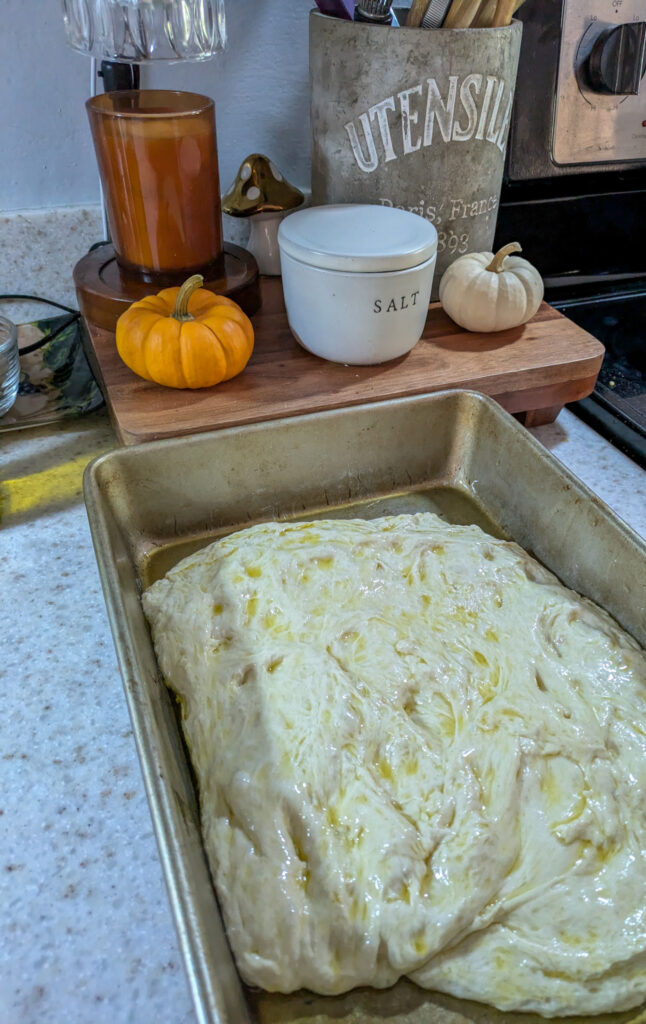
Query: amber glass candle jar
87 90 223 280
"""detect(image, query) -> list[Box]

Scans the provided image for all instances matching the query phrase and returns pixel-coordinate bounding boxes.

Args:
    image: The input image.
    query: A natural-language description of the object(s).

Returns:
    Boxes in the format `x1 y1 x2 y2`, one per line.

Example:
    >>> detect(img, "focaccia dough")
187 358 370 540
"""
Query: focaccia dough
143 514 646 1017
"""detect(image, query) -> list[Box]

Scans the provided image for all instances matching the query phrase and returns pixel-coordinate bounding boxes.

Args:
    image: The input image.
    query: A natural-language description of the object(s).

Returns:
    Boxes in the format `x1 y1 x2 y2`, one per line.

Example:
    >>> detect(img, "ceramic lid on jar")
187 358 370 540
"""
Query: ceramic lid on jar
277 204 438 273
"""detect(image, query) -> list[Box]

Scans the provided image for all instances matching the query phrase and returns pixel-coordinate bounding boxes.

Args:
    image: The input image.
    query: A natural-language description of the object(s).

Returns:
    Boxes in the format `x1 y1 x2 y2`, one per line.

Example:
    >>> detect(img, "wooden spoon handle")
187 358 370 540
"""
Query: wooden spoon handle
473 0 497 26
444 0 482 27
491 0 519 26
442 0 466 27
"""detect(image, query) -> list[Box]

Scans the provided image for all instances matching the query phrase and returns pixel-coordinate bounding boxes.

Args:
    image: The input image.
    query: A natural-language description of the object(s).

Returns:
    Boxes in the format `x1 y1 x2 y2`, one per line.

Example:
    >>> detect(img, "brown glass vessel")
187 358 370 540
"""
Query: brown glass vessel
86 90 223 280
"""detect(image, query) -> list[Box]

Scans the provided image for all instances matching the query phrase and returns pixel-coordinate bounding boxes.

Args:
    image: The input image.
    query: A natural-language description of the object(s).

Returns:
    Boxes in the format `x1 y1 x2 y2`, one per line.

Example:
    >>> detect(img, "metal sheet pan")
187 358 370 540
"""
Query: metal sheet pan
83 390 646 1024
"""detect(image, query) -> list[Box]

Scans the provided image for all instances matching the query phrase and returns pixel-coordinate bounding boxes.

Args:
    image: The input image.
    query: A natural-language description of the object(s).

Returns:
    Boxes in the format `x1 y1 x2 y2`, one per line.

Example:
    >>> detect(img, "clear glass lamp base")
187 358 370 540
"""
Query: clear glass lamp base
61 0 226 62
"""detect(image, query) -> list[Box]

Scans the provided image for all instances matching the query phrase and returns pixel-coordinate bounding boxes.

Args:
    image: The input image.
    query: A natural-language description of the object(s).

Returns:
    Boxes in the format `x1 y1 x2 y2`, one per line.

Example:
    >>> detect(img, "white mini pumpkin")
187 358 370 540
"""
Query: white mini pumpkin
439 242 544 333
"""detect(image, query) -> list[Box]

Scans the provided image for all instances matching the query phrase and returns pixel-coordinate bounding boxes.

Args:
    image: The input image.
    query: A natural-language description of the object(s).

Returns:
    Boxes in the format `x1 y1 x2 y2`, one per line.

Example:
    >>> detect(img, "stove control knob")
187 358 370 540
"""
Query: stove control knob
586 21 646 95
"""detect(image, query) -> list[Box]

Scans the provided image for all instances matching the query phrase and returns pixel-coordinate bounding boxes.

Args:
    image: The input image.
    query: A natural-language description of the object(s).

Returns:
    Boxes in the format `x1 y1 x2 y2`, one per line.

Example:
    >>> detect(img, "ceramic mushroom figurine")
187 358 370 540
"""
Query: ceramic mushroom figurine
222 154 304 275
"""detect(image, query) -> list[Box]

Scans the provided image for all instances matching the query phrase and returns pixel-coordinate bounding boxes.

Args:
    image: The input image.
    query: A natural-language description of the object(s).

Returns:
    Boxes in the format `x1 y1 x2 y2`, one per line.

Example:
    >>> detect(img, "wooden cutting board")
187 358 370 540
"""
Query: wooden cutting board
82 278 604 446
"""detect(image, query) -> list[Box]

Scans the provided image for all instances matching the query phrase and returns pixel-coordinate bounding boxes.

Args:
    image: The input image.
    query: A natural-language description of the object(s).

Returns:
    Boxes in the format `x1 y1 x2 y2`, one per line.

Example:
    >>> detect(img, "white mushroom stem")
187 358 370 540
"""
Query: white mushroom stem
248 212 285 276
486 242 522 274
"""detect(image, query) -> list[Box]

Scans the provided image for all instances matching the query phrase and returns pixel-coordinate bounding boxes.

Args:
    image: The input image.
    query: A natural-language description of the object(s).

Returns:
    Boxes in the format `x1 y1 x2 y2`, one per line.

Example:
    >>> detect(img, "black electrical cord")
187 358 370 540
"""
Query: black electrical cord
0 294 81 355
19 314 80 355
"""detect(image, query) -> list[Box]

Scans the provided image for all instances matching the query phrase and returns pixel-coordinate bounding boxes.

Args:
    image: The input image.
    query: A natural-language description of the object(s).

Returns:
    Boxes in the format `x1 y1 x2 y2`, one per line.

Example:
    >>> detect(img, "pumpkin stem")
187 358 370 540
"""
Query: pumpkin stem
486 242 522 274
173 274 204 321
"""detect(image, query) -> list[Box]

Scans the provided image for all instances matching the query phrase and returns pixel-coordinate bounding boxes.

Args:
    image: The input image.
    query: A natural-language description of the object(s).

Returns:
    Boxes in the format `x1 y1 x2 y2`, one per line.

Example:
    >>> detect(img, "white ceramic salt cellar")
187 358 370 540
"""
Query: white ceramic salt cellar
278 204 437 365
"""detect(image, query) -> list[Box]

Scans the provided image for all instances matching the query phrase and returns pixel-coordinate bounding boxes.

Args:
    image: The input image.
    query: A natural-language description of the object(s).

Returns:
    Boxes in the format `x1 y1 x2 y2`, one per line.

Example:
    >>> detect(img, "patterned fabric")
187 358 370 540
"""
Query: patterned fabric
0 315 103 432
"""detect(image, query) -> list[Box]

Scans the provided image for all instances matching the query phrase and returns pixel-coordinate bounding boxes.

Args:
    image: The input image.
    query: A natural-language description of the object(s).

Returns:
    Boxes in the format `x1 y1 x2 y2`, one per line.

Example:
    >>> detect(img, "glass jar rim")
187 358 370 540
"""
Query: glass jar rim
86 90 214 119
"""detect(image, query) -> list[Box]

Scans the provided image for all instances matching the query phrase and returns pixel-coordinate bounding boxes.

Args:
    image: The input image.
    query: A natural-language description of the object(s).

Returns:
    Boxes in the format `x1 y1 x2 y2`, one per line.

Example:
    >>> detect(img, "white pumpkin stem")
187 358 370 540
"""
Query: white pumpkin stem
173 274 204 321
486 242 522 274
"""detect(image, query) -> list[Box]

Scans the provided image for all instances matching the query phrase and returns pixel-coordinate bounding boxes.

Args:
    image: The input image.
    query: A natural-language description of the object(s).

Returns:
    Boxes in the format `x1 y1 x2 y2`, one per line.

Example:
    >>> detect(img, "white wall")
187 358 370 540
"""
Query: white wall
0 0 311 212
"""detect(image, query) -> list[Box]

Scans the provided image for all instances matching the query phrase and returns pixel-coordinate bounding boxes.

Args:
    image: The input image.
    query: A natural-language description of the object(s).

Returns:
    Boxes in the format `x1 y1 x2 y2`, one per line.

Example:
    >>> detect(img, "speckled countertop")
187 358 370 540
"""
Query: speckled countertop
1 412 197 1024
1 387 645 1021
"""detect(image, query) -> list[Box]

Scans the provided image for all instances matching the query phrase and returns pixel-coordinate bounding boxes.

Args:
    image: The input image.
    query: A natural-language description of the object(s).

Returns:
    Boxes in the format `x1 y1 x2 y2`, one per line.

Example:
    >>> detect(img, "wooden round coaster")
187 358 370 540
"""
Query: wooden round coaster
74 242 260 331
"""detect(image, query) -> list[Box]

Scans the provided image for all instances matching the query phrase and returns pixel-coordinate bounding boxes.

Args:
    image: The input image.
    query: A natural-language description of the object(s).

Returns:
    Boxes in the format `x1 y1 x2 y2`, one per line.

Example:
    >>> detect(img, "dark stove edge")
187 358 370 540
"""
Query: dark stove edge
500 168 646 205
547 277 646 305
569 398 646 471
494 189 646 282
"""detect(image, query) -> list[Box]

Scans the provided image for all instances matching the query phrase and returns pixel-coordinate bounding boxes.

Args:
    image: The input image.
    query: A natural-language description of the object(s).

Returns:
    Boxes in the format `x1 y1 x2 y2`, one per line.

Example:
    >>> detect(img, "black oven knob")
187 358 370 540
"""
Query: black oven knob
586 21 646 95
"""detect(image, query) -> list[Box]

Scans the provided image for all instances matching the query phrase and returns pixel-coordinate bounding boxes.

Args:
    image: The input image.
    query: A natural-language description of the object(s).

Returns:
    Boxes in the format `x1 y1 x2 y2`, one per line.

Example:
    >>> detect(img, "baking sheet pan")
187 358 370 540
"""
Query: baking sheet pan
83 390 646 1024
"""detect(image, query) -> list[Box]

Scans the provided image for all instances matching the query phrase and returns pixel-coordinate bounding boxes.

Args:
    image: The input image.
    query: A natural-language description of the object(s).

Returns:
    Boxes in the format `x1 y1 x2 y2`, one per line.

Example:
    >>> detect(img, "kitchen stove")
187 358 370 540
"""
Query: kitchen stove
496 170 646 466
496 183 646 467
496 0 646 468
552 281 646 467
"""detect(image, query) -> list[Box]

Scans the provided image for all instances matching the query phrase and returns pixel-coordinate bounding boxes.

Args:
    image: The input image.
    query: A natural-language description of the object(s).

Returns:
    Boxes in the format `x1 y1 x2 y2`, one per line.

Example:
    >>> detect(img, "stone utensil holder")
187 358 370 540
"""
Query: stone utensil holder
310 12 522 299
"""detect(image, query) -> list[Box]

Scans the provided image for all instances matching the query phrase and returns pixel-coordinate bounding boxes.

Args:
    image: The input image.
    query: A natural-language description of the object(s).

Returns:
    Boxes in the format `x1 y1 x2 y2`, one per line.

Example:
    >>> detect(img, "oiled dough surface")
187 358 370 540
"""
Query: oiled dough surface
143 514 646 1017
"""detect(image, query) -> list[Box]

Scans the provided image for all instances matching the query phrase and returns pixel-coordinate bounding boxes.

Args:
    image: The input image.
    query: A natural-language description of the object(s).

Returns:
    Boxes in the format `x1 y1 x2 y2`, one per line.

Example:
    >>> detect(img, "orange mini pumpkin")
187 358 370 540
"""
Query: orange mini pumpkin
115 274 254 389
